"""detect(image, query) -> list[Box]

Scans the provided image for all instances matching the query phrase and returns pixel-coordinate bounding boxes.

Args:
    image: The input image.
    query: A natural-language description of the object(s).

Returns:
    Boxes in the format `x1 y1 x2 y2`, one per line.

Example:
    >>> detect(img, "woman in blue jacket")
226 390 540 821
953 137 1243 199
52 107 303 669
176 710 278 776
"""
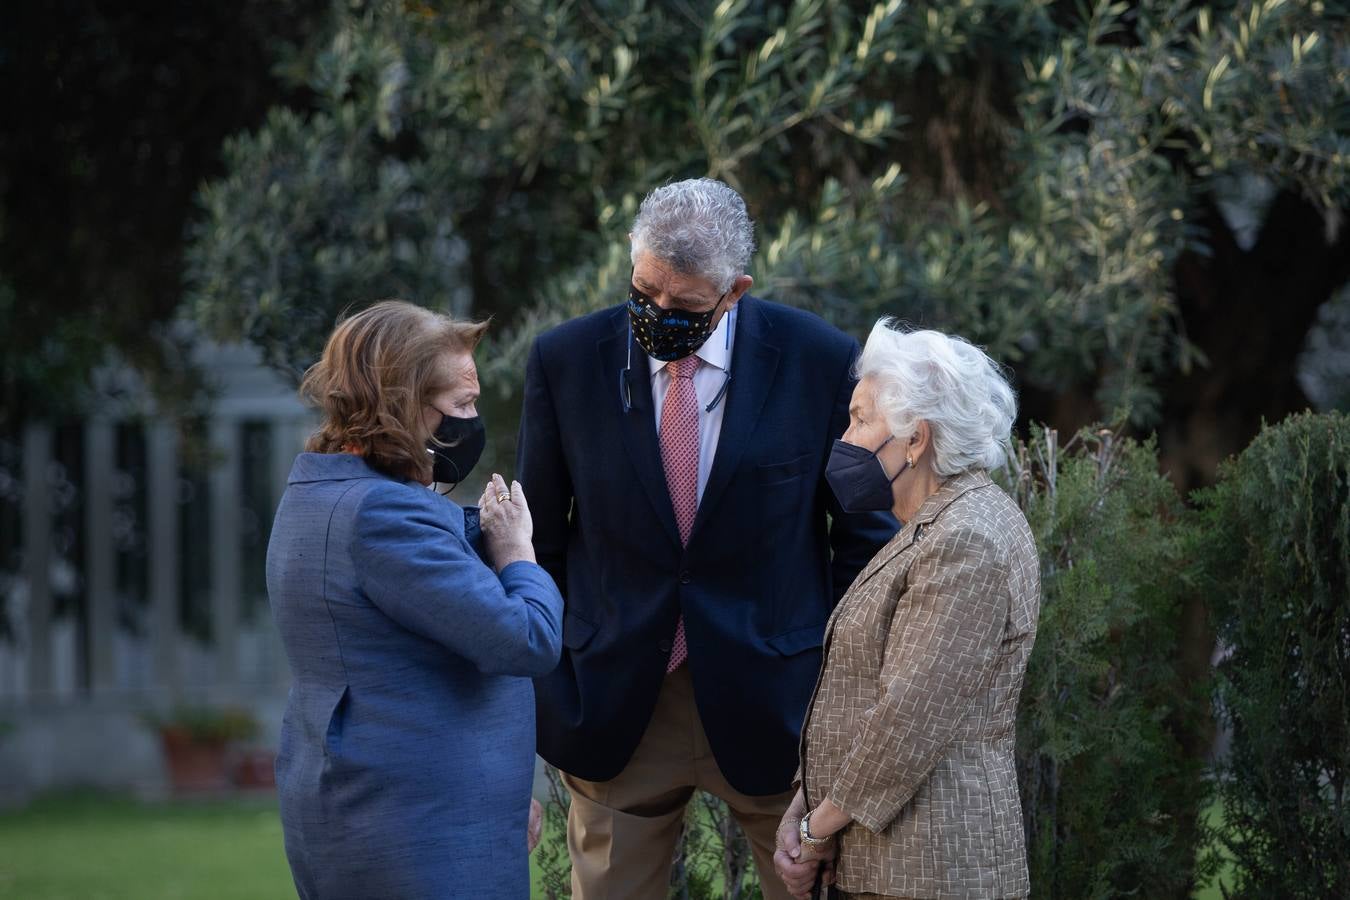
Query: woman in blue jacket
267 300 563 899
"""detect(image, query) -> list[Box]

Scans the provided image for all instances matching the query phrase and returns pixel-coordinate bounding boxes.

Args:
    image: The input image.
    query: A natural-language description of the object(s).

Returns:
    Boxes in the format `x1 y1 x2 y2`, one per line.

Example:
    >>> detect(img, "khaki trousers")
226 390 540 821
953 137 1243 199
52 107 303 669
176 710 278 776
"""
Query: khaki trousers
562 666 796 900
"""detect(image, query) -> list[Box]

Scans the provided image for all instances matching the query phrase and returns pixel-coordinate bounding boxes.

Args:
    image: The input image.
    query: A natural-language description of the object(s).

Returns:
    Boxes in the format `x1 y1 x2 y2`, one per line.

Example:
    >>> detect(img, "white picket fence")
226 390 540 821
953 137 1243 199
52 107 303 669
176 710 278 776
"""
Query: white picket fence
1 343 312 711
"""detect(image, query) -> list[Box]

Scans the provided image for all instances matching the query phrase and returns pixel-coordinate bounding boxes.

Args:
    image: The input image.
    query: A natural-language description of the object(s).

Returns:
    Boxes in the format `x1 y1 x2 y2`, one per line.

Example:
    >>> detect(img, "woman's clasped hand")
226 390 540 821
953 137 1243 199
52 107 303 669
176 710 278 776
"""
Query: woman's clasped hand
477 472 536 572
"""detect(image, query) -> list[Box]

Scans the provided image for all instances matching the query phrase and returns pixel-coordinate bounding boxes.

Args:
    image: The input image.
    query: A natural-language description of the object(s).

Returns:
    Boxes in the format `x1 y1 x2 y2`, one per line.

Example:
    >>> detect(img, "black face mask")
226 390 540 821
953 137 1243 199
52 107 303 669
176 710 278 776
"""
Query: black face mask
427 414 485 486
627 279 727 362
825 435 908 513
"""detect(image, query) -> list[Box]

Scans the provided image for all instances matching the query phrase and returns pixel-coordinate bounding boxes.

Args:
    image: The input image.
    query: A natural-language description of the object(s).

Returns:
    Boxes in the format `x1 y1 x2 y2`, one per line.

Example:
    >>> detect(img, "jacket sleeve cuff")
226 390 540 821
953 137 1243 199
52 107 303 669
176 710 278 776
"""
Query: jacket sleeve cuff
498 559 547 584
498 560 564 611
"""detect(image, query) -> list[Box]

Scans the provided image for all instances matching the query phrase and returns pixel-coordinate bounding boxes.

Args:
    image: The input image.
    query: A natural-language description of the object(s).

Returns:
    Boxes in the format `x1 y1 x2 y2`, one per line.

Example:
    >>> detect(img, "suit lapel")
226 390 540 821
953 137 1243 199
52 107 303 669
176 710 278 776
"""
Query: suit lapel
597 310 682 546
691 297 780 539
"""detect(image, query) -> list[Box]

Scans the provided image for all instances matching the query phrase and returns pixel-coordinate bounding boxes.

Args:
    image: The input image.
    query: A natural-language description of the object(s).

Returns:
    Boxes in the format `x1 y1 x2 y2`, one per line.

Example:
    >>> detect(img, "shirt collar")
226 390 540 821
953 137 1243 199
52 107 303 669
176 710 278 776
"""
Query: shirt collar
646 304 736 377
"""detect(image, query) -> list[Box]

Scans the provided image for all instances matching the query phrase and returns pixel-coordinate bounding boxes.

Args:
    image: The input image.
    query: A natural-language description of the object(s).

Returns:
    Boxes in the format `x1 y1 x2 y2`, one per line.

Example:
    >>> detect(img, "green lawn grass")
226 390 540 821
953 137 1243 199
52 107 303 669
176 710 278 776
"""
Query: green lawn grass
0 792 294 900
0 791 558 899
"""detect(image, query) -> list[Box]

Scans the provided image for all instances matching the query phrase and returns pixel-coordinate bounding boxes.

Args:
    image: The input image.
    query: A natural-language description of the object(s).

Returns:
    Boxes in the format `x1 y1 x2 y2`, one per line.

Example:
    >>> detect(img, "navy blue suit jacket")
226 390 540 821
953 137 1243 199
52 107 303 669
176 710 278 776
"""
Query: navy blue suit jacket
518 295 896 796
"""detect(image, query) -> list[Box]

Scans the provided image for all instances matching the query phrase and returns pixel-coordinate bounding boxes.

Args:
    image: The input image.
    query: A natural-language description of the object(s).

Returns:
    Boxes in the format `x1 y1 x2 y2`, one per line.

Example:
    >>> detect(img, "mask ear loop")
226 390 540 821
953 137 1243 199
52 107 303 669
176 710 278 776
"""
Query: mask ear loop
427 445 462 496
427 411 471 495
878 435 910 483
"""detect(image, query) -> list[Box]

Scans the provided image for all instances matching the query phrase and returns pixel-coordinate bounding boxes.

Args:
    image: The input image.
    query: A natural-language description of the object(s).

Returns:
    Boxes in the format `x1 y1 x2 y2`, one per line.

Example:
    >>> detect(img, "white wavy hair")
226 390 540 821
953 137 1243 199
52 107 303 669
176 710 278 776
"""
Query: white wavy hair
630 178 756 293
856 319 1017 476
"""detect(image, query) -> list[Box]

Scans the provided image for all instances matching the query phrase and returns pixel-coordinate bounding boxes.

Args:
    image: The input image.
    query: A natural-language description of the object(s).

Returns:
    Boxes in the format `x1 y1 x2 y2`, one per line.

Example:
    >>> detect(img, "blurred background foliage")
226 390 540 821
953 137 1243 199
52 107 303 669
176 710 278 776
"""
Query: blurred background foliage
0 0 331 425
177 0 1350 488
5 0 1347 482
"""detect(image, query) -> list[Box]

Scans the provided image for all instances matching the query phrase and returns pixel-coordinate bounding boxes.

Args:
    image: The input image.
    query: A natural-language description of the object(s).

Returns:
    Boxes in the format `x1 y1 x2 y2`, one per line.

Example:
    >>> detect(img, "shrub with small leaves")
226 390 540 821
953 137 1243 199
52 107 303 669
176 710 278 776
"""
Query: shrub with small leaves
1004 426 1212 898
1195 411 1350 897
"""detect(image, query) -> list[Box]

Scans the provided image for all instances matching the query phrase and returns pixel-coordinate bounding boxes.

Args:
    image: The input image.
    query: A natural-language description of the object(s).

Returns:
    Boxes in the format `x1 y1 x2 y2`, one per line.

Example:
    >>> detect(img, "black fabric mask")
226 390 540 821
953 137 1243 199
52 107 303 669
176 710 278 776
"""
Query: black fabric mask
427 414 485 486
628 281 726 362
825 435 908 513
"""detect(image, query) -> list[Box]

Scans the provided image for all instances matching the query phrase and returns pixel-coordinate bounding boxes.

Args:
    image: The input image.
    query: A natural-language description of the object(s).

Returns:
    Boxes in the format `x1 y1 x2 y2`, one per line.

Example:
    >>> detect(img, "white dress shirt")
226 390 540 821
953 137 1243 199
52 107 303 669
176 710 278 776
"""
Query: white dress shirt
646 305 736 502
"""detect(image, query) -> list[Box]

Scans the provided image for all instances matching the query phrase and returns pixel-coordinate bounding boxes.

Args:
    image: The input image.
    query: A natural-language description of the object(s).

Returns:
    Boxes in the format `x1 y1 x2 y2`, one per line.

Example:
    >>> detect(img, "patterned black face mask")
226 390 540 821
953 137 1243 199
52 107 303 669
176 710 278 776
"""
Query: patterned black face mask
627 278 727 362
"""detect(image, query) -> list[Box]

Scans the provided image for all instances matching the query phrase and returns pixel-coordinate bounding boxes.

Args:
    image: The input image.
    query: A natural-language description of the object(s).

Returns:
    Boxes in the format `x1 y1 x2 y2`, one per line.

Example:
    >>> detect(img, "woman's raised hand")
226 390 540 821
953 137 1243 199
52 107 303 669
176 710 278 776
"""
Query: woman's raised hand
478 473 536 573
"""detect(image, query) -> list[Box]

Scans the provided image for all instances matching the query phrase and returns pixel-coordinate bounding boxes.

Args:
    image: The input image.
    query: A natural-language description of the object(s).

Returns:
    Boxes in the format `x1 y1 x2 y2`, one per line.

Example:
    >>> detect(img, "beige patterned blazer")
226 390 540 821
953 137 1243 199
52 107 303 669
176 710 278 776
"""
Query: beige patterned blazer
799 469 1040 899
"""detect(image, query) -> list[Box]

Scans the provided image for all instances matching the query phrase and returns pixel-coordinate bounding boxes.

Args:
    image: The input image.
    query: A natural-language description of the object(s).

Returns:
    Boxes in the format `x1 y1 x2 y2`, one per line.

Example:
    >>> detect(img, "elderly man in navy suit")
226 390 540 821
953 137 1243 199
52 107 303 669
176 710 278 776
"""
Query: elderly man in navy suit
518 177 895 899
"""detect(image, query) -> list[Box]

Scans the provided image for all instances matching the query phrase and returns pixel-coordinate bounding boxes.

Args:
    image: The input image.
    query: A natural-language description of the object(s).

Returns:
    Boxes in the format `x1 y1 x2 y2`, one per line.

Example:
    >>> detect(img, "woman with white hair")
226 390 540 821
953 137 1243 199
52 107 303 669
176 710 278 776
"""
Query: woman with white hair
773 320 1041 899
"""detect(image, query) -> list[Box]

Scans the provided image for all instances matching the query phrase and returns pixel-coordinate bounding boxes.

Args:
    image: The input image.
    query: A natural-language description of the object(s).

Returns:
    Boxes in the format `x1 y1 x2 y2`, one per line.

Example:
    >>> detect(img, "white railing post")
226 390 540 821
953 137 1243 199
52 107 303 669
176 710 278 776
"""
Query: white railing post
84 418 117 695
267 419 304 688
21 424 53 698
146 420 180 698
209 419 241 691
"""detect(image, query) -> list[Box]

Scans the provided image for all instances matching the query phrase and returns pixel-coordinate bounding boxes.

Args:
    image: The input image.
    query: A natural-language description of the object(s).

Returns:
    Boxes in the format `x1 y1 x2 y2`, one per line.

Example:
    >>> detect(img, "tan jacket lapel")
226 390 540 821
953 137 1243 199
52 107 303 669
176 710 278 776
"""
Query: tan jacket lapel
850 469 994 590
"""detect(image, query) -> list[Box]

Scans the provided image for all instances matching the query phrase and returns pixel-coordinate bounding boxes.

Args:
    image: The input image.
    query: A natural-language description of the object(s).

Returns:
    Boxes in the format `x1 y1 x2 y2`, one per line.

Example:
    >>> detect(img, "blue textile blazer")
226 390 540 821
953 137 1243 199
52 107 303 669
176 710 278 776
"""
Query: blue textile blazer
267 452 563 900
518 295 897 796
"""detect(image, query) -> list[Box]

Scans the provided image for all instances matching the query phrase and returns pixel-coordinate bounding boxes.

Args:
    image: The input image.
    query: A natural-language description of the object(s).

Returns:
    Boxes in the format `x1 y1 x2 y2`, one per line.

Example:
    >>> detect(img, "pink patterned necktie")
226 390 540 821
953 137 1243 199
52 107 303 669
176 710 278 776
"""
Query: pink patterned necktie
659 355 700 673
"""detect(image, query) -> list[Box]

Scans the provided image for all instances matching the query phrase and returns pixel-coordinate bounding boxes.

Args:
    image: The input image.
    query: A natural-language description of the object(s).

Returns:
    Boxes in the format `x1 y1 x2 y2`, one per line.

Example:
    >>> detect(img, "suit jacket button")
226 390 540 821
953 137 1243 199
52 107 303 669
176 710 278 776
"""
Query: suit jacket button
679 571 692 584
658 639 673 653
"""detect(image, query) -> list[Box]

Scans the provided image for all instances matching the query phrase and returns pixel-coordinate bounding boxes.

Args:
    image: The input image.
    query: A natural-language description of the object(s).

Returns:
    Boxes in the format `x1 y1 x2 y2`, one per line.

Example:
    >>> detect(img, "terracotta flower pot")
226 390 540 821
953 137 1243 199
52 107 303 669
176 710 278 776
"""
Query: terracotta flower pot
233 747 277 790
159 727 231 793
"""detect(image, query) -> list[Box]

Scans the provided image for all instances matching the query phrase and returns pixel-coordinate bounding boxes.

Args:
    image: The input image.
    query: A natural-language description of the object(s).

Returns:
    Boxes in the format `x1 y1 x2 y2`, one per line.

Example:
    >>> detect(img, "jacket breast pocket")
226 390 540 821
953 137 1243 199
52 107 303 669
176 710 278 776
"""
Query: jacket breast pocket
756 452 811 487
766 622 825 657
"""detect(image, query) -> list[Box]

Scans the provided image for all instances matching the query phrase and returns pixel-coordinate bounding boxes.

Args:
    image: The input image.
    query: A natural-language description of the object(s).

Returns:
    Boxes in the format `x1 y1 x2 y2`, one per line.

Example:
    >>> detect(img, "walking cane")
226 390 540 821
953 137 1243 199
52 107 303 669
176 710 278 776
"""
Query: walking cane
809 870 823 900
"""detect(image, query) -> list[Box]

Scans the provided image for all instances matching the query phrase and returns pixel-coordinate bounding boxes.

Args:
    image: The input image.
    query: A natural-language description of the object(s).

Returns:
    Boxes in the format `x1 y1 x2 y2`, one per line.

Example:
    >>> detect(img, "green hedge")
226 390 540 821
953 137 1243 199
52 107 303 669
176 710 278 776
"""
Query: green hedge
1196 411 1350 897
1005 427 1211 898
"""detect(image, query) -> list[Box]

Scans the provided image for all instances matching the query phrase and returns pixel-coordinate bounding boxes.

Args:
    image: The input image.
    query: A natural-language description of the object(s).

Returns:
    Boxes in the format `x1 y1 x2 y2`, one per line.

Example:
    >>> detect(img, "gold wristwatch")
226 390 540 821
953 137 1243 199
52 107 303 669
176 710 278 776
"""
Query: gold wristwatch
799 811 834 850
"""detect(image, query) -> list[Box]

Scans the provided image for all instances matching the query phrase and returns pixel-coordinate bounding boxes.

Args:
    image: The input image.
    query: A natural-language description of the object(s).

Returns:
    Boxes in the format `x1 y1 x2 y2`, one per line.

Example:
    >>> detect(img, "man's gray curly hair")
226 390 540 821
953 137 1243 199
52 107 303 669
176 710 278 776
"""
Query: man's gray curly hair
630 178 756 293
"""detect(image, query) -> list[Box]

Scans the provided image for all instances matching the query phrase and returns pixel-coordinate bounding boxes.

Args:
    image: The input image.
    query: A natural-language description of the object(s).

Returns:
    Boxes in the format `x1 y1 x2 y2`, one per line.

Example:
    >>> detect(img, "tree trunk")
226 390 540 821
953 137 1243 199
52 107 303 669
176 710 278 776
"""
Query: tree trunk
1161 192 1350 493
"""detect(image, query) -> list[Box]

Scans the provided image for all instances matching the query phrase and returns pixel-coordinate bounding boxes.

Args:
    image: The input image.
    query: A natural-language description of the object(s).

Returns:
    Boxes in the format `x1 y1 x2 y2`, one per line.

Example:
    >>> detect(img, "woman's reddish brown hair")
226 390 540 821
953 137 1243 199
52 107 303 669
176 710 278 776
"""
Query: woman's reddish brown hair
300 300 488 483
